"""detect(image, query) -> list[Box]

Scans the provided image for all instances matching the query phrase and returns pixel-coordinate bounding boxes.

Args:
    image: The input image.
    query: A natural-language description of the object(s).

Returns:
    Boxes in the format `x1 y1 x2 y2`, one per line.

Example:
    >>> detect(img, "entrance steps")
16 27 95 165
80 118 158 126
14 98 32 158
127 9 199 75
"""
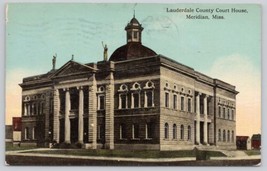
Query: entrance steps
194 145 248 157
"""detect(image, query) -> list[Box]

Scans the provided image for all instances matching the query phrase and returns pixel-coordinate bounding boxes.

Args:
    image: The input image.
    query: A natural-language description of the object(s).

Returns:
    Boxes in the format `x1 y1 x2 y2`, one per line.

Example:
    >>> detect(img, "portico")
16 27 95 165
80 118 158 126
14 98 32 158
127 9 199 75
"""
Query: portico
195 92 211 145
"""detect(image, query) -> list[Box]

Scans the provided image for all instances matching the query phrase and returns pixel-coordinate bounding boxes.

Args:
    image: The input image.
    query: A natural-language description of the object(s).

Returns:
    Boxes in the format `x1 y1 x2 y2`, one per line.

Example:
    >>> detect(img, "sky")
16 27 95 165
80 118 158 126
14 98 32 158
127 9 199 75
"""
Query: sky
5 3 261 137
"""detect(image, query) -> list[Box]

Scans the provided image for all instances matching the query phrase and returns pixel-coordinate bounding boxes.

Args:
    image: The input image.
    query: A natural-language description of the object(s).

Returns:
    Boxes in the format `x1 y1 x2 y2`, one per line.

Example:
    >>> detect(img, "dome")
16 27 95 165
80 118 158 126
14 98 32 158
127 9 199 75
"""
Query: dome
109 42 157 61
109 16 157 62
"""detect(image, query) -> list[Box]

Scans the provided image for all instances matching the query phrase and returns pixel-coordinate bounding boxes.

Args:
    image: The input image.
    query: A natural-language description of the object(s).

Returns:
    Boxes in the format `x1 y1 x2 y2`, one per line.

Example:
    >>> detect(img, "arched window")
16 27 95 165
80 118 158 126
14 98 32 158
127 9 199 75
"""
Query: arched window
164 123 169 139
131 83 141 108
232 130 235 143
227 108 230 120
223 108 226 119
218 129 221 142
144 81 155 108
180 125 184 140
227 130 230 142
173 124 177 139
187 126 191 140
118 84 128 109
223 130 226 142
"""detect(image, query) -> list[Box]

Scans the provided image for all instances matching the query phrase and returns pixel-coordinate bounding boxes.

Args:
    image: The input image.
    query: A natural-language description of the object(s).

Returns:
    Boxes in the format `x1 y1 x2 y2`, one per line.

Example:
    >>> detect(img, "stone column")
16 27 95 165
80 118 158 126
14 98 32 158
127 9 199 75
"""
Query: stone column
196 92 200 145
24 103 27 116
203 95 208 145
131 93 134 108
27 104 31 116
31 104 34 115
53 89 60 143
64 88 71 143
44 94 50 140
88 73 97 149
144 91 147 108
105 62 115 149
118 94 122 109
78 87 84 143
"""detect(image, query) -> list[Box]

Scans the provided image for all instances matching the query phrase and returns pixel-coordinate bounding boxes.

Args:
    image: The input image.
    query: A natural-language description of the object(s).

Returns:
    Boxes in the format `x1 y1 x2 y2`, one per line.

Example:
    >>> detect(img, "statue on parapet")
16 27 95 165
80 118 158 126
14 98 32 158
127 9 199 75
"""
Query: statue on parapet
102 41 108 61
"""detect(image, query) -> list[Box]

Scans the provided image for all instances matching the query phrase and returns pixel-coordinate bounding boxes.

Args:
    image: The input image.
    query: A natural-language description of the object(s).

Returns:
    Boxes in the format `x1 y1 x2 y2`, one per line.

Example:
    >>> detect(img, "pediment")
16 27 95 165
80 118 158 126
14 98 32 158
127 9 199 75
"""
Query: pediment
51 60 94 78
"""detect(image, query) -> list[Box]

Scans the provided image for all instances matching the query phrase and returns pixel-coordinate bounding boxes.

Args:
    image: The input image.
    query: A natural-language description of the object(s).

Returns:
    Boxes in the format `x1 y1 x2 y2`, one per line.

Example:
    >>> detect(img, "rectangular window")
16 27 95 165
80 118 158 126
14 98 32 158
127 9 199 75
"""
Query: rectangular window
132 124 139 139
120 124 126 139
200 98 204 114
97 125 101 139
133 31 138 39
133 93 139 108
25 127 29 140
173 94 177 109
181 96 184 111
188 98 191 112
98 124 105 140
147 91 153 107
223 108 226 118
165 92 169 108
232 109 235 120
98 95 105 110
49 99 53 114
121 94 127 109
219 106 221 118
146 123 154 139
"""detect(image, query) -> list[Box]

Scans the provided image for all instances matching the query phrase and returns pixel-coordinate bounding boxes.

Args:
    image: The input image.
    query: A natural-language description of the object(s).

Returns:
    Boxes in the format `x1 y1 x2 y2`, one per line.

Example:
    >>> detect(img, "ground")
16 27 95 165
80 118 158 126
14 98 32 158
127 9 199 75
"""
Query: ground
5 142 261 166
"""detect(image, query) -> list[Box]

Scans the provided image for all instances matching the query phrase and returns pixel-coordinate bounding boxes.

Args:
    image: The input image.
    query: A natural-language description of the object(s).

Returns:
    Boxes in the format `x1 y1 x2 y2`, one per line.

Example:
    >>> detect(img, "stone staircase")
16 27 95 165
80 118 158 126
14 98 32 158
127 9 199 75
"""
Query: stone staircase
193 145 249 157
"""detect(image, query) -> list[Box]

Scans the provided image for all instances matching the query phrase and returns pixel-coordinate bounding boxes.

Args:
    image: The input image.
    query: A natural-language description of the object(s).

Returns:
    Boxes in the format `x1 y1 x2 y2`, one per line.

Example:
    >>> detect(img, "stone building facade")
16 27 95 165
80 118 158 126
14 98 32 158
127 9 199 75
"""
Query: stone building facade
19 16 238 150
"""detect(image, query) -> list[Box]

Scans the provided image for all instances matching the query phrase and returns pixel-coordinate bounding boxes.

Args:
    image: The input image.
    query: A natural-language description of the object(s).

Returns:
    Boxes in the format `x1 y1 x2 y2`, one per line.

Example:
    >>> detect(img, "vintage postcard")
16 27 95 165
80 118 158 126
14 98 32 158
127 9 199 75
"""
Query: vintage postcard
5 3 261 166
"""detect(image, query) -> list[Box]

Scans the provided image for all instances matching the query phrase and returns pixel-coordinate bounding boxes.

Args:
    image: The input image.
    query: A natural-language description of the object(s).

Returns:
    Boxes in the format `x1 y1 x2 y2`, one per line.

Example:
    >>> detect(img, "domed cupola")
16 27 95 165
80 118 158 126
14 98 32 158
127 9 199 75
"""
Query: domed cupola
125 16 144 43
109 16 157 62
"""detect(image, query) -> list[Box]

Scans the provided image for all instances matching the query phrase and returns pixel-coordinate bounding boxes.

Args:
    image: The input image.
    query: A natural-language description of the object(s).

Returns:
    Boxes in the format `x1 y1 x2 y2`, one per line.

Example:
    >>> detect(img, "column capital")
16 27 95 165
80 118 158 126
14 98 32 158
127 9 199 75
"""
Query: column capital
196 92 202 96
77 86 83 90
203 94 208 98
63 88 69 92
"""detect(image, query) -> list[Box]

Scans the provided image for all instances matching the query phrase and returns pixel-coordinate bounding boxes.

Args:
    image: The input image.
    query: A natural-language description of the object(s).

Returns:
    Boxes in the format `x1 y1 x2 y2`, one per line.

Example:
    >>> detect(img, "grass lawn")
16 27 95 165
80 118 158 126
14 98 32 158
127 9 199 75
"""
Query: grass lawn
6 142 38 151
244 150 261 156
21 149 226 158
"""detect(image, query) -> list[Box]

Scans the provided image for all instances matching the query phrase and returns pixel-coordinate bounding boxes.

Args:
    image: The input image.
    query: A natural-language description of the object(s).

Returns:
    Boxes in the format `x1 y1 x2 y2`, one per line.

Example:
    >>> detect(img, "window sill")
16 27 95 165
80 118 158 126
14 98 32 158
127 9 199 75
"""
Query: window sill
119 138 127 140
144 138 153 140
131 138 140 140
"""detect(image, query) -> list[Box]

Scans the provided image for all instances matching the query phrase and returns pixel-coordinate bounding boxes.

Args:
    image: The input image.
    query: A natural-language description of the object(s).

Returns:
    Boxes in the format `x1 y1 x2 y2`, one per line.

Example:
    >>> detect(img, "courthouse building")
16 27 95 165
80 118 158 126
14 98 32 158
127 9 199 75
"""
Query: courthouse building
19 16 238 150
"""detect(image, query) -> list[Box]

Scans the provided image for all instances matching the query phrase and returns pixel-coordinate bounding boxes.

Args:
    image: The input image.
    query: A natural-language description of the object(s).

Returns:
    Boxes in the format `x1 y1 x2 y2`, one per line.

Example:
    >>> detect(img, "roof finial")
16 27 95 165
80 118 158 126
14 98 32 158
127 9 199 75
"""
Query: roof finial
71 54 74 61
133 10 135 18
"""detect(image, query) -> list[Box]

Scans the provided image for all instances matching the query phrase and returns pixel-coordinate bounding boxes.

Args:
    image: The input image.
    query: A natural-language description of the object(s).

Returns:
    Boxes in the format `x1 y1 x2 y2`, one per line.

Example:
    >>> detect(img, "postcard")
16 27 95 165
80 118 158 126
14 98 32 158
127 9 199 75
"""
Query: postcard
5 3 261 166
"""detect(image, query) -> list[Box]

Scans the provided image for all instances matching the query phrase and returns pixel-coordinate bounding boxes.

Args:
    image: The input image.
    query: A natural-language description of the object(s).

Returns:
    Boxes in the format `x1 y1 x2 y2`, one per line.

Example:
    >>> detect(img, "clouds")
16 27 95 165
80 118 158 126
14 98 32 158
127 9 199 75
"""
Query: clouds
209 54 261 136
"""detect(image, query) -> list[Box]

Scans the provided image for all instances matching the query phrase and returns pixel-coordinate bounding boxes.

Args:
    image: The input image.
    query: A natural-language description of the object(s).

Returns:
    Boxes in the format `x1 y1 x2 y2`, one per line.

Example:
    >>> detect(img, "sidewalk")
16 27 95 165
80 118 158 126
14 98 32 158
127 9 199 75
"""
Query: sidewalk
5 148 261 163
